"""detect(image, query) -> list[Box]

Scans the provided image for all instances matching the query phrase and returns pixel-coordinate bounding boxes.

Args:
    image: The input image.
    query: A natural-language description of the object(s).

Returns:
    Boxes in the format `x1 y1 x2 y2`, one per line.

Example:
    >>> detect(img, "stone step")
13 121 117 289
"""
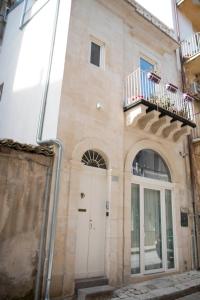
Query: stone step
78 285 115 300
75 277 109 293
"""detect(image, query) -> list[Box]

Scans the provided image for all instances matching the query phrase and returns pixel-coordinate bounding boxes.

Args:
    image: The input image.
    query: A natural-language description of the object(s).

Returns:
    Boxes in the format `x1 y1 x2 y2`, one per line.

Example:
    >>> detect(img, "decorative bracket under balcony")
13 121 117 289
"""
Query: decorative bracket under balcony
124 100 195 142
124 68 196 142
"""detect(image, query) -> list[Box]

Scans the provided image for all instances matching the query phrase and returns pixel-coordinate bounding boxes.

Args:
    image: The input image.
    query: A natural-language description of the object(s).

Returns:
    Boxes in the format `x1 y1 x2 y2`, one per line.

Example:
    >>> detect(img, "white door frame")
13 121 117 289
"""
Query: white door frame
131 175 176 276
75 165 107 278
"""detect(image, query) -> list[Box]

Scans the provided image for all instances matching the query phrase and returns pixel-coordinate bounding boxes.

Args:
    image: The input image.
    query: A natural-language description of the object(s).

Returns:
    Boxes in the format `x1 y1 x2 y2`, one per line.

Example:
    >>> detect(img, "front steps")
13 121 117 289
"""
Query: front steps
75 277 114 300
78 285 115 300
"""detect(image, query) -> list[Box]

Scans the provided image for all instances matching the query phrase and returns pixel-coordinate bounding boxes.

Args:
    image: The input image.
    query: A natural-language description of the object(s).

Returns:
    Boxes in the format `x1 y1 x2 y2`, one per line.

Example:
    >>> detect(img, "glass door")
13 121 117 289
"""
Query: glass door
144 188 163 272
131 183 175 275
140 58 154 100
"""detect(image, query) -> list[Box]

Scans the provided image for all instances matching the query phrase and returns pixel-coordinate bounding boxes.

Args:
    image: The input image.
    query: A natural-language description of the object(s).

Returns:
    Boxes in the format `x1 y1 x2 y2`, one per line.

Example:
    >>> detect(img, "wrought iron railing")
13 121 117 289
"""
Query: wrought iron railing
181 32 200 60
124 68 194 121
189 82 200 98
193 112 200 140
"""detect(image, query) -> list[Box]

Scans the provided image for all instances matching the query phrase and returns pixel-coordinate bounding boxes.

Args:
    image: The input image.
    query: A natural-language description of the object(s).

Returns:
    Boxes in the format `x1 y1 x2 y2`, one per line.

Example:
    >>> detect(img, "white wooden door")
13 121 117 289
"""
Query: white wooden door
75 167 107 278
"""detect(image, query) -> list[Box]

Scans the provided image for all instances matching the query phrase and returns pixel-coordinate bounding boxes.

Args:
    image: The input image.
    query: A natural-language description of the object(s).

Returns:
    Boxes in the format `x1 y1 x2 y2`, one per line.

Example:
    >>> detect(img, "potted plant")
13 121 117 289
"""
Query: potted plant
147 72 161 84
178 108 188 119
183 93 194 102
166 83 178 93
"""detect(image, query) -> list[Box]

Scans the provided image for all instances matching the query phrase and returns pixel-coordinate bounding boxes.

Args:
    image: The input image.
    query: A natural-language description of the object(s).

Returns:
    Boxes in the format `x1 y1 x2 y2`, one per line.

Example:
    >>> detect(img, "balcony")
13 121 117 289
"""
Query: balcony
193 113 200 141
124 68 196 142
181 33 200 76
187 82 200 100
181 33 200 63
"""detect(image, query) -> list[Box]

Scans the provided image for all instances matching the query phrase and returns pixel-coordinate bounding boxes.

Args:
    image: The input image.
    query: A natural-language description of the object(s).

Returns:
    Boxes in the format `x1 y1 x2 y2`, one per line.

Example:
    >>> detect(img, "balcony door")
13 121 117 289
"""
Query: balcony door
140 58 154 100
140 58 154 73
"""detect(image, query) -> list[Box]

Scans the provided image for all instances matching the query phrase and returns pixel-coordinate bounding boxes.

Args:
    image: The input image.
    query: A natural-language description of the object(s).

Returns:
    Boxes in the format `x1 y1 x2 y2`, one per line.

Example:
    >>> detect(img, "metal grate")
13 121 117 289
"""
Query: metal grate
81 150 107 169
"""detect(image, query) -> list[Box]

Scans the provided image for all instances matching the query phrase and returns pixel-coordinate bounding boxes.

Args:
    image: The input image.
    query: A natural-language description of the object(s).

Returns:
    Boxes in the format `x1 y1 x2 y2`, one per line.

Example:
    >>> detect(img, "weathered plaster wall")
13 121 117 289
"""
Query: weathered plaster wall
0 145 53 300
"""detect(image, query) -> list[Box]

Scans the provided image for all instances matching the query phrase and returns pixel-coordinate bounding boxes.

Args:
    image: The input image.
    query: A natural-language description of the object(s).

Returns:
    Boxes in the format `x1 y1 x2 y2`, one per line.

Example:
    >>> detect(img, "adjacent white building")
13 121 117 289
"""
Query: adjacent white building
0 0 72 143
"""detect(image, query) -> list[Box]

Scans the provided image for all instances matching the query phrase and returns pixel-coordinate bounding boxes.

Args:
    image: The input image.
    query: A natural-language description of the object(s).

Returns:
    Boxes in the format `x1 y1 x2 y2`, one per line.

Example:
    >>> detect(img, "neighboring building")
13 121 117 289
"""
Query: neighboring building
0 0 199 299
0 0 72 144
176 0 200 112
176 0 200 272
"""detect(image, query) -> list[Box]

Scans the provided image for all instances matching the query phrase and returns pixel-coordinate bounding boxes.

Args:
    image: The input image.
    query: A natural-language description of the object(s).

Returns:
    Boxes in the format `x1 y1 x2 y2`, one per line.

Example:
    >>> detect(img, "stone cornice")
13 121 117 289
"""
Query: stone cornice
125 0 177 40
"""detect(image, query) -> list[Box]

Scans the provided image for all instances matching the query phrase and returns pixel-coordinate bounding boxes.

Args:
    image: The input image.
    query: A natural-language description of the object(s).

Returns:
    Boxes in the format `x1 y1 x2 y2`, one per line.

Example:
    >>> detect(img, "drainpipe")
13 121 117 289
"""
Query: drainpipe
19 0 28 29
188 135 200 269
32 0 63 300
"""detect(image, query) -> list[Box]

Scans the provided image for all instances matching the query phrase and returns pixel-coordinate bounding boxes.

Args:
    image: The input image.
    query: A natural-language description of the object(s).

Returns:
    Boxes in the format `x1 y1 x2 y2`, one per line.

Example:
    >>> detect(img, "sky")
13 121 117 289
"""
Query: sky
136 0 174 29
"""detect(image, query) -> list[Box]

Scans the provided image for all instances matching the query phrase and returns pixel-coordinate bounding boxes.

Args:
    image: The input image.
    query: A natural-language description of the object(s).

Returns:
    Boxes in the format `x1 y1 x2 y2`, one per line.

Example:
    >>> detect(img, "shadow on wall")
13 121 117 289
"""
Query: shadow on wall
0 143 54 300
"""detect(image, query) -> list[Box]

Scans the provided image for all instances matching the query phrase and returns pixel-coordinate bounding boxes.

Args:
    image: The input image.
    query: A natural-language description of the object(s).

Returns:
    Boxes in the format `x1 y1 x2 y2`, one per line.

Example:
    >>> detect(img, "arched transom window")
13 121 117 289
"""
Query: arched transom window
132 149 171 182
81 150 107 169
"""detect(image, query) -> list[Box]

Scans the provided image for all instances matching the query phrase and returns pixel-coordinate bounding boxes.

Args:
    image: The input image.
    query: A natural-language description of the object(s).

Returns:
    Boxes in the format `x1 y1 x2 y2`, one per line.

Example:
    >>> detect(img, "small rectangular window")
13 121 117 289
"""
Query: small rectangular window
0 83 4 101
90 42 101 67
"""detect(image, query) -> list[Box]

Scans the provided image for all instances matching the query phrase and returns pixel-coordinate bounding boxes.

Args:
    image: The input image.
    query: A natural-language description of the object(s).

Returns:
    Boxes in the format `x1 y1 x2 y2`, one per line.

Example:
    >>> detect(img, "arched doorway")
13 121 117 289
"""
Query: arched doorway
75 150 107 279
131 149 175 275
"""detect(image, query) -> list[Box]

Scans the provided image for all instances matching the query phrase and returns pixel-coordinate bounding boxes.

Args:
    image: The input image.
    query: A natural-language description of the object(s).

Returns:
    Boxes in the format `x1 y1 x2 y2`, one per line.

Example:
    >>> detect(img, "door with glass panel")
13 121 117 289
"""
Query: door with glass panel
140 58 154 100
144 188 163 272
131 184 175 275
131 149 175 275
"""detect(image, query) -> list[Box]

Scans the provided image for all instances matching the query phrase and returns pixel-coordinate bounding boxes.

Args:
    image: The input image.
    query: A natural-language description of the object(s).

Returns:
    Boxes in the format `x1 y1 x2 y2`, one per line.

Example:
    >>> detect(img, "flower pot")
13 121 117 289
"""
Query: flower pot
183 93 194 102
147 72 161 84
166 83 178 93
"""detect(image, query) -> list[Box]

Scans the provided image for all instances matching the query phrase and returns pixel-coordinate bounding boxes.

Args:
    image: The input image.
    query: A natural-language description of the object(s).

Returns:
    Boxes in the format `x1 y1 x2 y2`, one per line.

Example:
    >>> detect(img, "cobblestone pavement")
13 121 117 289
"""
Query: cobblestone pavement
112 271 200 300
177 292 200 299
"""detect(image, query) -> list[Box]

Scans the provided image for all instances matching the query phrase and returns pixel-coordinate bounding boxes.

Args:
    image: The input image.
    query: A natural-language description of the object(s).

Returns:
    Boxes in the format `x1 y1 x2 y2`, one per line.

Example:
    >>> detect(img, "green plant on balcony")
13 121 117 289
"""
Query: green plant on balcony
149 95 176 112
178 108 188 119
148 94 189 119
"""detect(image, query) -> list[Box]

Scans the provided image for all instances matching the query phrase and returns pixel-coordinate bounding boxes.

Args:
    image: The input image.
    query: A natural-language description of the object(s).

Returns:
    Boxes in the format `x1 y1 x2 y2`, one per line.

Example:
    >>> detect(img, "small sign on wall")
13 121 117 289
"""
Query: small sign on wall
180 208 189 227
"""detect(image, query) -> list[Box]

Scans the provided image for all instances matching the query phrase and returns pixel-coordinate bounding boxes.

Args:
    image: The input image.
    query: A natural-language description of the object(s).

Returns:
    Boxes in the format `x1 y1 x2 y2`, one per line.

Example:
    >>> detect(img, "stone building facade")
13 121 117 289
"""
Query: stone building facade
51 0 196 297
0 0 199 299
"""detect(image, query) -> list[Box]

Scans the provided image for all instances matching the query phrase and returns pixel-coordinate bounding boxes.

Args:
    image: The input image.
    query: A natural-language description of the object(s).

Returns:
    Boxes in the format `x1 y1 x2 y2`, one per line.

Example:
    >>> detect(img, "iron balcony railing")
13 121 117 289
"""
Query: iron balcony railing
181 32 200 60
124 68 194 121
193 112 200 140
189 82 200 98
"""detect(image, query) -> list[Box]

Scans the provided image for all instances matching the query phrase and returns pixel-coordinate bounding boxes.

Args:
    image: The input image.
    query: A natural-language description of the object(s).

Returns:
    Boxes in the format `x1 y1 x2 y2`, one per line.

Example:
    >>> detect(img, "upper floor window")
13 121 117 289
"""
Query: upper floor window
90 42 101 66
90 39 104 68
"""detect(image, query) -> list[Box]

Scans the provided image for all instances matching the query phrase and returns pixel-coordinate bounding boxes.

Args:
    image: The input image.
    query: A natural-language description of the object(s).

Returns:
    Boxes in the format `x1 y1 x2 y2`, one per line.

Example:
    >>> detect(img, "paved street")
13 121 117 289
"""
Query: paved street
112 271 200 300
177 292 200 299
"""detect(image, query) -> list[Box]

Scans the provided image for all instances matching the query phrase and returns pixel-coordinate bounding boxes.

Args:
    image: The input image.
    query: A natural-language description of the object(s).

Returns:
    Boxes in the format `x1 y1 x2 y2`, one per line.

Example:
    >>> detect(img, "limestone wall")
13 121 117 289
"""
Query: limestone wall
51 0 194 297
0 142 53 300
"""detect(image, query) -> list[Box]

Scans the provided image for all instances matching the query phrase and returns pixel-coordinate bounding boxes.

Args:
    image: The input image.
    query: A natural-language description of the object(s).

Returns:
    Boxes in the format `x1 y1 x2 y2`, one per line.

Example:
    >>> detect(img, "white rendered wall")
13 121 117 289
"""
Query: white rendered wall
0 0 71 144
178 11 194 41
